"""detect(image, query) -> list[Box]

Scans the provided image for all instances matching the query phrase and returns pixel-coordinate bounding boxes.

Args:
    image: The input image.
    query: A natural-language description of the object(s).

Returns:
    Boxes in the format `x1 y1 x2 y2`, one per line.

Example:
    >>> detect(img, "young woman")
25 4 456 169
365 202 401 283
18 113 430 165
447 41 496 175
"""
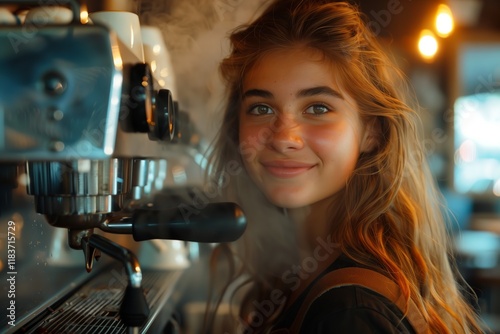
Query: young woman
204 0 486 333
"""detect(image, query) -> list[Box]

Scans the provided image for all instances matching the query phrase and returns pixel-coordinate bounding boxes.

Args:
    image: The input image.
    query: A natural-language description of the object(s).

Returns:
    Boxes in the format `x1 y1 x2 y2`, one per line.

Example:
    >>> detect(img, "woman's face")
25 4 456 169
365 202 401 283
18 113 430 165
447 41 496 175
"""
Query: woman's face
239 47 372 209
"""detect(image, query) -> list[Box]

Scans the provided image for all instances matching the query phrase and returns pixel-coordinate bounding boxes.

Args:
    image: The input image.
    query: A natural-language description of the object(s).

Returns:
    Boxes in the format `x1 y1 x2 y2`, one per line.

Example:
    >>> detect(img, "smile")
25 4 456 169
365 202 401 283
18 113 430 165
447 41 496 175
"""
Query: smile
261 161 316 178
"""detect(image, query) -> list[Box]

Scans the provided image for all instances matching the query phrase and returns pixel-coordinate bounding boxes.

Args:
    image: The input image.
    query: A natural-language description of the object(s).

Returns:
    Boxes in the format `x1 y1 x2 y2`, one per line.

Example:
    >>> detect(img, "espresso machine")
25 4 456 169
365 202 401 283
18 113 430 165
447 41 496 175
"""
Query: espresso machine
0 1 246 333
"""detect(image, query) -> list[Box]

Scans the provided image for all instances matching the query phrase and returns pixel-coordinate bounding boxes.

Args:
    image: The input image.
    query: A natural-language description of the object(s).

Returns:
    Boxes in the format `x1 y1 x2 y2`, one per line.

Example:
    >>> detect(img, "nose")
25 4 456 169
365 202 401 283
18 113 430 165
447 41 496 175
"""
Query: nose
268 115 304 153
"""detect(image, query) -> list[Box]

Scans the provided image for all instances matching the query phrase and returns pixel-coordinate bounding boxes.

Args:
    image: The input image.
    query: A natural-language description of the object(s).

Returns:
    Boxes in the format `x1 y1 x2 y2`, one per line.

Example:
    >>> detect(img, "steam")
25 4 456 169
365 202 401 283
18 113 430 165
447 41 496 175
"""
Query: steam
140 0 269 142
139 0 301 271
139 4 310 331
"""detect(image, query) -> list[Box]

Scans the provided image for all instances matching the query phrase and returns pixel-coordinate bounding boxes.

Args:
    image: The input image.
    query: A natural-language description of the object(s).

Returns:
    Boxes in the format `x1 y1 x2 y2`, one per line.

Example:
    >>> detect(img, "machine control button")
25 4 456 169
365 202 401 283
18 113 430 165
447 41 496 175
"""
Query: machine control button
49 140 65 152
48 107 64 121
42 70 67 95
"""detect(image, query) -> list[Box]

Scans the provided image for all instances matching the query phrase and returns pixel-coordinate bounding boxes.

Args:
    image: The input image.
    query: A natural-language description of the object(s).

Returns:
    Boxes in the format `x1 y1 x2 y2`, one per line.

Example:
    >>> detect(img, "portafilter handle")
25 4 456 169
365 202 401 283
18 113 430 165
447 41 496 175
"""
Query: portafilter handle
100 202 247 243
132 202 246 242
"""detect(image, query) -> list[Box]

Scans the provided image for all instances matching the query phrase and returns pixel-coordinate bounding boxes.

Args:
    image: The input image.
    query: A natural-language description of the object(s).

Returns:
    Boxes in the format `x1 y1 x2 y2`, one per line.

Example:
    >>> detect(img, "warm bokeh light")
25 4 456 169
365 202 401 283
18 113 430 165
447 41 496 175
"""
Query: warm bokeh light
418 29 438 60
80 3 89 24
435 4 454 37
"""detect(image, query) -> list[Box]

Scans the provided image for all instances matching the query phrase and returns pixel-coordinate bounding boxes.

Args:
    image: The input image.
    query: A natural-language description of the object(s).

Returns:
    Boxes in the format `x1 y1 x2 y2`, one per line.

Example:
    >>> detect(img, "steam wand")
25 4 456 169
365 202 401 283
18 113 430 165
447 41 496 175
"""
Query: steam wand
74 202 246 329
81 234 150 329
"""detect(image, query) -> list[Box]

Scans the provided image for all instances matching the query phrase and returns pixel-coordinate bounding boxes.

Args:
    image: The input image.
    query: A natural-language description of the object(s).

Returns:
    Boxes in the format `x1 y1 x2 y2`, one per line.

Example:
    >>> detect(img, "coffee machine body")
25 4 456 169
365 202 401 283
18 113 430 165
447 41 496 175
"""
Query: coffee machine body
0 6 246 332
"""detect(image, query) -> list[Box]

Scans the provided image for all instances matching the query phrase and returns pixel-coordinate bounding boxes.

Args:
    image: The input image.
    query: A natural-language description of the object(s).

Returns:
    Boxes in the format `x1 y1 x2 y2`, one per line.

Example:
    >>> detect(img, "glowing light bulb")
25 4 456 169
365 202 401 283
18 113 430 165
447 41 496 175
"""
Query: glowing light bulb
80 3 89 24
418 29 438 61
435 4 454 37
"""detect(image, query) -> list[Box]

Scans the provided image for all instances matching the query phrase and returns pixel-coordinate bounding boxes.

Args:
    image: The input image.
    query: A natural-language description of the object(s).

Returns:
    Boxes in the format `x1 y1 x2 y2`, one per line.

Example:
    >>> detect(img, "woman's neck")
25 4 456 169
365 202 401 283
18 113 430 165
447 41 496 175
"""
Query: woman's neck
287 196 338 257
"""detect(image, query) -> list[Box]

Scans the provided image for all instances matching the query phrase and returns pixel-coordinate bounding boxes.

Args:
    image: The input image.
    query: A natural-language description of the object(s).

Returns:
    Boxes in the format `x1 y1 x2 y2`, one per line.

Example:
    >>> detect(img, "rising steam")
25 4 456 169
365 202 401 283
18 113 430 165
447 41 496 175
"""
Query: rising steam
140 0 269 142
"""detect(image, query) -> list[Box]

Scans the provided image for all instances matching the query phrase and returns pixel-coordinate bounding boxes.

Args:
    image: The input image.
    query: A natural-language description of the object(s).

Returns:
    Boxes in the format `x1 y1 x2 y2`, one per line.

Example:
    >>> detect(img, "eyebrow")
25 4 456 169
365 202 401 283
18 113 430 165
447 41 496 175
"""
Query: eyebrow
242 89 273 99
242 86 344 100
297 86 344 99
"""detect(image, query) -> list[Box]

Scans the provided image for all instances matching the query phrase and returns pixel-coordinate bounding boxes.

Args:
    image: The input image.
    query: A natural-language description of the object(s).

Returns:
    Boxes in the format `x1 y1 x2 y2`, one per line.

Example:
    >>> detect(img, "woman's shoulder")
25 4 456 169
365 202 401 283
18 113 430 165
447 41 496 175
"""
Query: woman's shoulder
301 284 416 333
273 255 417 333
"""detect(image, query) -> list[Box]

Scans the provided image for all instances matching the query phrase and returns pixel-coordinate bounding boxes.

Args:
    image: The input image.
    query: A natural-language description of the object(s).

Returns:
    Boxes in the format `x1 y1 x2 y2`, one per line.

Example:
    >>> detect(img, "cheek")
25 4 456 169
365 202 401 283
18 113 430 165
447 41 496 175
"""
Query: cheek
239 123 272 155
304 126 336 147
304 124 362 163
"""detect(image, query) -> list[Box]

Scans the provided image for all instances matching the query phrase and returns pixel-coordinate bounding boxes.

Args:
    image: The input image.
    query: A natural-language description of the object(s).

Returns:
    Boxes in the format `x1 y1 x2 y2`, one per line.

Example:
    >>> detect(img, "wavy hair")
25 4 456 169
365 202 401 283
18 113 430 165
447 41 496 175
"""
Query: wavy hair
206 1 484 333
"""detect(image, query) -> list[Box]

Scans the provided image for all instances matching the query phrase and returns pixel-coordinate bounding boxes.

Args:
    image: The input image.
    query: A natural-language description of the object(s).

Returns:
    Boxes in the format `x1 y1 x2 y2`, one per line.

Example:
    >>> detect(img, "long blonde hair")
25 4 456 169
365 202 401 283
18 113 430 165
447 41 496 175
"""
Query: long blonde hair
206 1 485 333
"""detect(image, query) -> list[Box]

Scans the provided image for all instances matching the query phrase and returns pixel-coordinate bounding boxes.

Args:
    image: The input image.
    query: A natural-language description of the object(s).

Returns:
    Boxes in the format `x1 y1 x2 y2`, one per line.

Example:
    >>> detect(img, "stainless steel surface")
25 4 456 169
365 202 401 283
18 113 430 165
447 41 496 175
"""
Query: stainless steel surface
0 4 208 333
4 265 184 334
0 22 181 162
0 24 123 161
130 158 167 200
27 159 131 197
0 187 191 333
0 20 204 230
84 234 143 287
27 159 132 215
0 198 100 331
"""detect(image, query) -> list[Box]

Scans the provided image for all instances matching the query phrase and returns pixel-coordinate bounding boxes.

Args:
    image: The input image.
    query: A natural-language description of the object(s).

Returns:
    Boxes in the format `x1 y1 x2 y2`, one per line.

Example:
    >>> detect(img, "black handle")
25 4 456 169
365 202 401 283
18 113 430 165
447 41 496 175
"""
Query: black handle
120 286 150 327
132 202 247 243
84 234 150 327
0 0 80 23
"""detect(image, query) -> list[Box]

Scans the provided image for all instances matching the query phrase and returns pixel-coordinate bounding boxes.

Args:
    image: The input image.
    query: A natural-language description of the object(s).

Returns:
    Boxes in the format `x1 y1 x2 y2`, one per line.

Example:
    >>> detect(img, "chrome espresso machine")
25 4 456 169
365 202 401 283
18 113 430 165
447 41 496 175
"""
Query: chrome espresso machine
0 1 246 333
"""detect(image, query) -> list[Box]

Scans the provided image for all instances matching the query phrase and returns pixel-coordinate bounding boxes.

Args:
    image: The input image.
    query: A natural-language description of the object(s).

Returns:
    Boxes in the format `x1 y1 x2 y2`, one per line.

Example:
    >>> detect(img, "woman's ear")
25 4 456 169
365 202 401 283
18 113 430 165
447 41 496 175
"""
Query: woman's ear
360 117 381 153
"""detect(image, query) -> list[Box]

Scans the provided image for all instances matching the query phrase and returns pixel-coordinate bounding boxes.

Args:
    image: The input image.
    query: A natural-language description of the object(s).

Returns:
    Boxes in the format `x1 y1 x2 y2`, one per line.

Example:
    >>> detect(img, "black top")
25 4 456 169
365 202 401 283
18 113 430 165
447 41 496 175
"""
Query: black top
272 255 416 333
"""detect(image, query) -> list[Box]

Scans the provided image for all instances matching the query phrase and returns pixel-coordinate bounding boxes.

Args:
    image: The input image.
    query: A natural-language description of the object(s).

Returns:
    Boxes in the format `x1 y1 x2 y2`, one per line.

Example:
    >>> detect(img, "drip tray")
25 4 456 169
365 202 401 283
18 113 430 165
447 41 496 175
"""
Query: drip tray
16 267 184 334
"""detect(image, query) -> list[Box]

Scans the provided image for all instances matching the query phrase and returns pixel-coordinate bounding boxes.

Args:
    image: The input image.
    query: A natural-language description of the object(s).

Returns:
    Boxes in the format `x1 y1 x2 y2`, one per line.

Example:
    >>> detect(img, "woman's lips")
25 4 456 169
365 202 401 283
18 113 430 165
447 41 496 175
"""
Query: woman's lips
261 161 315 178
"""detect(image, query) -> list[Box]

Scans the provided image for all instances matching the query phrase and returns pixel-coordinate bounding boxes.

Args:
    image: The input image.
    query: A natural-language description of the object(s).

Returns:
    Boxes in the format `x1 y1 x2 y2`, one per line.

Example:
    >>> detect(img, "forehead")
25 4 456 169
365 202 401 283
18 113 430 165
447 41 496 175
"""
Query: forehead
243 46 338 84
242 46 347 94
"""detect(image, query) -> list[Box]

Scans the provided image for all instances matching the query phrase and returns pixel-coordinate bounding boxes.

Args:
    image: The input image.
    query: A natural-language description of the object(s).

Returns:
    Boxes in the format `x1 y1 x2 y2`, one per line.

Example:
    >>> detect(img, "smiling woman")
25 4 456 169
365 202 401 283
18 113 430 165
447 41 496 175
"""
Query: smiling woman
239 46 372 210
205 0 488 333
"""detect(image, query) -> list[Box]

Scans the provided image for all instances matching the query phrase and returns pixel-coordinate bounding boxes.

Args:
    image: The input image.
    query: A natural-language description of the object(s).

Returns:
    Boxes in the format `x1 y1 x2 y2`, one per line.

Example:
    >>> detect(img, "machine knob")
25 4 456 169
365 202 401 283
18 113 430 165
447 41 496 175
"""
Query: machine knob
122 63 153 133
149 88 176 141
121 64 176 142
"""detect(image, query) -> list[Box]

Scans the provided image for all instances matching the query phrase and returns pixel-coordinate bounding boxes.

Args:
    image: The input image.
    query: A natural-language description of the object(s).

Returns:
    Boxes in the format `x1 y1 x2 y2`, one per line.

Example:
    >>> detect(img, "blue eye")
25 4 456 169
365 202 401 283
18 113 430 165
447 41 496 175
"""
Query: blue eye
305 104 330 115
248 104 273 115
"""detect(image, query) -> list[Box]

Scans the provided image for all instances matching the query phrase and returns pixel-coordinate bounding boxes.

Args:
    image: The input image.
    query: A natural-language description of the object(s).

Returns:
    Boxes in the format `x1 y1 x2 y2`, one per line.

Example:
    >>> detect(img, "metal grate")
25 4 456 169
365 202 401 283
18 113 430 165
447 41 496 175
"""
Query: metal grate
26 270 178 334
